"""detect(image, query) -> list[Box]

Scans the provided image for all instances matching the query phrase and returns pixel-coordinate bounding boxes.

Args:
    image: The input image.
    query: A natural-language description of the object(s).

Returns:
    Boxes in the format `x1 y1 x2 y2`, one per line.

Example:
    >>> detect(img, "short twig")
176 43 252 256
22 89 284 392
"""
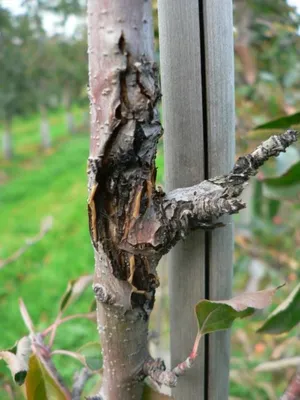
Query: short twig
144 331 202 387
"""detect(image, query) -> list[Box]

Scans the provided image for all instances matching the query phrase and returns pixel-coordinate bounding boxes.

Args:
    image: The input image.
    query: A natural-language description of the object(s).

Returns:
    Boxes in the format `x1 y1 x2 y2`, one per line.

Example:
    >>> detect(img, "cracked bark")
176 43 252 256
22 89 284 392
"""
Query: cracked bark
86 2 298 399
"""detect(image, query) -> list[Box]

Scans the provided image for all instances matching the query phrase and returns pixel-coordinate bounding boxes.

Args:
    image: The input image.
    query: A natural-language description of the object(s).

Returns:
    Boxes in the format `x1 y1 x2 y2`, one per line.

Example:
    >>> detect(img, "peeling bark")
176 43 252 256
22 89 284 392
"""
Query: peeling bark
86 2 298 399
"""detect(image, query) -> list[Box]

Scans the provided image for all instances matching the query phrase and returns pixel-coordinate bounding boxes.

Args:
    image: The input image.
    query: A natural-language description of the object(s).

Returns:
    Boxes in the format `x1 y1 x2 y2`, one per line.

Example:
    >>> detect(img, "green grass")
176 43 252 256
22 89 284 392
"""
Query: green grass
0 108 98 392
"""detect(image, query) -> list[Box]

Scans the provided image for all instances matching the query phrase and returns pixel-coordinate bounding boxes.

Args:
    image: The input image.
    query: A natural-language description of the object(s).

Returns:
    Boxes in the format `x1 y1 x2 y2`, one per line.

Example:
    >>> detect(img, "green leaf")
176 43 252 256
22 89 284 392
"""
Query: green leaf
248 112 300 140
195 301 254 334
253 179 263 217
254 112 300 130
59 275 93 313
267 199 281 220
78 342 102 371
25 354 69 400
143 385 174 399
257 283 300 334
0 336 31 385
263 161 300 200
195 286 281 334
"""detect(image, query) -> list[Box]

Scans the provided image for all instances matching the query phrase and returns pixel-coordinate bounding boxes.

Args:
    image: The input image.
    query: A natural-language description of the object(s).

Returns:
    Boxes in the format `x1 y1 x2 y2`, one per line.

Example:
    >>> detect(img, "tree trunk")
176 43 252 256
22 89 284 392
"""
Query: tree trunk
3 117 13 160
63 86 75 134
66 110 75 135
39 104 51 150
87 1 160 399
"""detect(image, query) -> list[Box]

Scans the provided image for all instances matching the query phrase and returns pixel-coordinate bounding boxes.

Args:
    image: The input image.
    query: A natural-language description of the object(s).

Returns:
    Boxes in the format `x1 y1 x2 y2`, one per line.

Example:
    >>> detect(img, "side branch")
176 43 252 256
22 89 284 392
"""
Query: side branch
122 130 298 256
164 129 298 230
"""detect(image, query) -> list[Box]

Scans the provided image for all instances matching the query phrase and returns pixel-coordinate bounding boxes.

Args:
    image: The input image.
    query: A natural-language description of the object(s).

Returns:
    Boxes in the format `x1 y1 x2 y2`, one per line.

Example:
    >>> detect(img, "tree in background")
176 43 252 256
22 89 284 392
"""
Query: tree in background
23 14 58 151
55 32 87 134
0 8 34 159
0 0 88 156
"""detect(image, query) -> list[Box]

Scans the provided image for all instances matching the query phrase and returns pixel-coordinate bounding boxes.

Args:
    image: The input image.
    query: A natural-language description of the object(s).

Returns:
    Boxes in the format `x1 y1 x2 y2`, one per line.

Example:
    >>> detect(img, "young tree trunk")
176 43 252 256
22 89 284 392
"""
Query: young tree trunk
39 104 51 150
87 1 160 398
3 116 13 160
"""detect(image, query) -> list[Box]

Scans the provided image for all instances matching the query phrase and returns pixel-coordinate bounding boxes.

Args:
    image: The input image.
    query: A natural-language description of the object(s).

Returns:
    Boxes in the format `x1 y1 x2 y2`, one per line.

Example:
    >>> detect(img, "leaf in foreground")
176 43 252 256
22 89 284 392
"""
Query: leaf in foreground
25 354 68 400
170 286 282 380
0 336 31 385
195 286 282 334
257 283 300 334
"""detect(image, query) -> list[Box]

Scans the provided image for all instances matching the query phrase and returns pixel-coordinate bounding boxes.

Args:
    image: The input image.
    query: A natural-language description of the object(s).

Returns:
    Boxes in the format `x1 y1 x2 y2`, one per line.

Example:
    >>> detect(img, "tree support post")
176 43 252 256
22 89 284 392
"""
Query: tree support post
158 1 235 398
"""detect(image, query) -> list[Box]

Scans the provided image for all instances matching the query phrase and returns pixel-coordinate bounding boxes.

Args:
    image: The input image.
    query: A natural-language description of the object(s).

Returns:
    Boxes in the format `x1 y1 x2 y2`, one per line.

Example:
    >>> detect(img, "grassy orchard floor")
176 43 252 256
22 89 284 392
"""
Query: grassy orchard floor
0 108 292 399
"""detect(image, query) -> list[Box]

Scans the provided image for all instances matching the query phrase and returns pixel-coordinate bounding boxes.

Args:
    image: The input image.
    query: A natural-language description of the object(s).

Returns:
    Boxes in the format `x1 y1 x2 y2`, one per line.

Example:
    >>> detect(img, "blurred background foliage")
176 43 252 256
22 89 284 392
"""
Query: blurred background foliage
0 0 299 398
